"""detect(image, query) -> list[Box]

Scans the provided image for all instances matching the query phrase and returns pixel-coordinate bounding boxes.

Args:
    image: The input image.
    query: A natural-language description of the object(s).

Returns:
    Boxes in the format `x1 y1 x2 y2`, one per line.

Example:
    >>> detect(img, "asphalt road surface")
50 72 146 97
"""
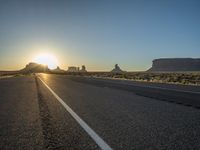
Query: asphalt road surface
0 74 200 150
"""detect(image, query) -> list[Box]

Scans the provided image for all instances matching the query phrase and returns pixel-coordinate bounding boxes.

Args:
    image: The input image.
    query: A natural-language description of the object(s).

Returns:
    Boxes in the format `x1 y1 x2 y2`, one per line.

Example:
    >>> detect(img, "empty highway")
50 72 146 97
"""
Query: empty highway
1 73 200 150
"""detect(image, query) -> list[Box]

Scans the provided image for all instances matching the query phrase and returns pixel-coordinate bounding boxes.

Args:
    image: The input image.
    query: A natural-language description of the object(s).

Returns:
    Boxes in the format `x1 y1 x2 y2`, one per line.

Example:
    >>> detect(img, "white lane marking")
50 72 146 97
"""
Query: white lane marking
38 76 113 150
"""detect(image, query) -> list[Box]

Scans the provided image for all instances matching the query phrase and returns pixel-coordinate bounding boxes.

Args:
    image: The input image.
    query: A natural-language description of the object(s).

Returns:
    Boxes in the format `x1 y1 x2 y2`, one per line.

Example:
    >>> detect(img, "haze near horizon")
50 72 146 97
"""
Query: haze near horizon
0 0 199 71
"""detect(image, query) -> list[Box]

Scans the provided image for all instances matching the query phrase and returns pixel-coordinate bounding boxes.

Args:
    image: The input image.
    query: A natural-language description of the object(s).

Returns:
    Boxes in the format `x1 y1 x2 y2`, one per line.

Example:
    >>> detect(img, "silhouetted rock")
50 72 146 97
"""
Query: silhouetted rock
51 66 65 73
148 58 200 72
67 65 87 72
67 66 80 72
80 65 87 72
111 64 124 73
21 62 49 73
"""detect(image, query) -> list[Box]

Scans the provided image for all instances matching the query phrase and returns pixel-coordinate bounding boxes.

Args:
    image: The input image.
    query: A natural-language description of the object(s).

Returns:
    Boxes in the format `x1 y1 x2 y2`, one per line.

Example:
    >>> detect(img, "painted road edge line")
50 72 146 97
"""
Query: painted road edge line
38 76 113 150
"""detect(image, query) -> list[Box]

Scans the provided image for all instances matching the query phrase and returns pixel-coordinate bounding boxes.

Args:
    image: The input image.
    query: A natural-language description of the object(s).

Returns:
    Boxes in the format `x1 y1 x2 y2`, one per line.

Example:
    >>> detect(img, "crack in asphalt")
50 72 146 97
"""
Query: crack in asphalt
35 77 62 149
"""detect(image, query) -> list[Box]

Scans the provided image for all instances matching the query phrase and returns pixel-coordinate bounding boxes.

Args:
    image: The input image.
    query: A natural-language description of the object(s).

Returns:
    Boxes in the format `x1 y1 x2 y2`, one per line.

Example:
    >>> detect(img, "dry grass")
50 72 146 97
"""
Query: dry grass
50 71 200 86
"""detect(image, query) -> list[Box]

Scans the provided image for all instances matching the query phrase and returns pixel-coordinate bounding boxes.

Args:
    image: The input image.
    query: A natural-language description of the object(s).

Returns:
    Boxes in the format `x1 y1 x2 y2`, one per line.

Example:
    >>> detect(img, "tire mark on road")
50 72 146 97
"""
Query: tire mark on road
35 77 62 149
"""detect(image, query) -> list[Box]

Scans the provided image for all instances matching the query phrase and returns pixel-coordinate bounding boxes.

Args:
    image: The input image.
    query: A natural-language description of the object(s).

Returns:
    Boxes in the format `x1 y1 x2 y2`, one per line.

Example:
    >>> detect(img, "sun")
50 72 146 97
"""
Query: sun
33 53 59 69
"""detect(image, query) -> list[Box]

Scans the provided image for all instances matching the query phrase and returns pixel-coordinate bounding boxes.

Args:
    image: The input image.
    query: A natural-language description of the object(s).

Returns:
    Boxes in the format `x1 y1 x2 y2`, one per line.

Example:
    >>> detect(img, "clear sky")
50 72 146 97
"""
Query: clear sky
0 0 199 71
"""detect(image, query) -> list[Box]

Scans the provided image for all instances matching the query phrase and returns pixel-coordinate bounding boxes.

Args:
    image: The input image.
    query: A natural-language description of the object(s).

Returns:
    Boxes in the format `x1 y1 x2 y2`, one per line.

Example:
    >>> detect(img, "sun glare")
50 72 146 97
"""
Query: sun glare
33 53 59 69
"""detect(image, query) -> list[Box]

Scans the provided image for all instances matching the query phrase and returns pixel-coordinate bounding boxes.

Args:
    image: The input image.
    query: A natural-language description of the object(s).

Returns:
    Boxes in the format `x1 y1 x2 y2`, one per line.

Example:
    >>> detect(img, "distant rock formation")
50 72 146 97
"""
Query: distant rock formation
21 62 49 73
80 65 87 72
67 66 80 72
51 66 65 73
148 58 200 72
67 65 87 72
111 64 124 73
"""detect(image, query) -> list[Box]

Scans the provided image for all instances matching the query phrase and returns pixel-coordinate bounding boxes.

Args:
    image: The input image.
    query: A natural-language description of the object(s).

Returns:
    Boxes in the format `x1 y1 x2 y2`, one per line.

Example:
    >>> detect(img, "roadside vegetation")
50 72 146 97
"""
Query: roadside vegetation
90 72 200 86
0 71 31 78
1 70 200 86
50 71 200 86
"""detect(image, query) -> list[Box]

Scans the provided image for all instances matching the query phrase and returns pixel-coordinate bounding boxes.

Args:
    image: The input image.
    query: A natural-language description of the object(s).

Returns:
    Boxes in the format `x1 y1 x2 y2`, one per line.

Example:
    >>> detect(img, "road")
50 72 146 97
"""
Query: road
0 73 200 150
